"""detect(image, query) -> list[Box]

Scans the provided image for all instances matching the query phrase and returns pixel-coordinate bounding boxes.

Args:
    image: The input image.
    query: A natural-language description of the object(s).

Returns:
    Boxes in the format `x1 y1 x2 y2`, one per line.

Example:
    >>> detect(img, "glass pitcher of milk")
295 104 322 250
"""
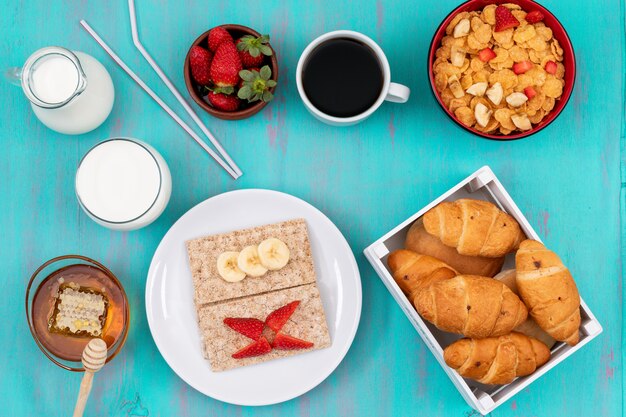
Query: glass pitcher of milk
5 46 115 135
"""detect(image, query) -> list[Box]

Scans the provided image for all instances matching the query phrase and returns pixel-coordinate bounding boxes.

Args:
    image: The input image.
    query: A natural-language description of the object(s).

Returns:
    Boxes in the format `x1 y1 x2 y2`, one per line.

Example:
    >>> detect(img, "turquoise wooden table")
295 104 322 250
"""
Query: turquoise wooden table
2 1 623 416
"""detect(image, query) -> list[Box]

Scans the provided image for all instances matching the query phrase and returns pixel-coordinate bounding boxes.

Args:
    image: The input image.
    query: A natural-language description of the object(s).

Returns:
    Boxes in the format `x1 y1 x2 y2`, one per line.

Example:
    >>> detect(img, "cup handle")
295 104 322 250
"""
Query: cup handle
4 67 22 86
385 82 410 103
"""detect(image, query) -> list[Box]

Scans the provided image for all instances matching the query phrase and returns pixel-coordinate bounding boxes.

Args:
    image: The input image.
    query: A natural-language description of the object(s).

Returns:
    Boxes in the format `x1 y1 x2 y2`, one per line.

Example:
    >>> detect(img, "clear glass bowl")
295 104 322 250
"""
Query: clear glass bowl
25 255 129 371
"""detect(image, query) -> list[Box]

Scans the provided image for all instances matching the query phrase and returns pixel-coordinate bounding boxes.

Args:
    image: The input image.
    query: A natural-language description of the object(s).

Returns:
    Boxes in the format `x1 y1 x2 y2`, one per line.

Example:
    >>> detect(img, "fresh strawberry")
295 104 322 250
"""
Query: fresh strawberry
236 35 273 68
495 6 520 32
478 47 497 62
525 10 545 24
210 41 242 87
232 337 272 359
545 60 557 75
272 333 314 350
188 46 213 85
224 317 265 340
524 86 537 100
208 26 233 52
206 92 240 111
513 60 533 75
265 300 300 332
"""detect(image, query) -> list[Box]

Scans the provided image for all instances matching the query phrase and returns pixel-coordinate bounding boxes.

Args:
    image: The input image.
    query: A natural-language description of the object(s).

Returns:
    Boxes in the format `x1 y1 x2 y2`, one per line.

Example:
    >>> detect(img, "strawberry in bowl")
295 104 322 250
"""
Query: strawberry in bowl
184 24 279 120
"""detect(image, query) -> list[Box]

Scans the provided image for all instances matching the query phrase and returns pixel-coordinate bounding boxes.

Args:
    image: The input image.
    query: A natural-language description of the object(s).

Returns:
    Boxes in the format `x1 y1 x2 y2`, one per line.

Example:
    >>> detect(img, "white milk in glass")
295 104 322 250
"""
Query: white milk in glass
76 138 171 231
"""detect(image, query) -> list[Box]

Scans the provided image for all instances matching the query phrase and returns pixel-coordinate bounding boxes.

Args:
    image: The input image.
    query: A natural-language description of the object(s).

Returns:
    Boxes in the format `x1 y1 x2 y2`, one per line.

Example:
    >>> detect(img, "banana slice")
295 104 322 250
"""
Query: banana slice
237 246 268 277
217 251 246 282
258 238 290 270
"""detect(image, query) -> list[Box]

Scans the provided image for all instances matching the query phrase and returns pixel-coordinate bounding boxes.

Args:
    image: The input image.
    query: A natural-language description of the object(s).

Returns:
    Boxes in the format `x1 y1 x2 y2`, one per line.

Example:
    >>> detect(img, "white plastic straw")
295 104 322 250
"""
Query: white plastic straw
80 20 240 180
128 0 242 177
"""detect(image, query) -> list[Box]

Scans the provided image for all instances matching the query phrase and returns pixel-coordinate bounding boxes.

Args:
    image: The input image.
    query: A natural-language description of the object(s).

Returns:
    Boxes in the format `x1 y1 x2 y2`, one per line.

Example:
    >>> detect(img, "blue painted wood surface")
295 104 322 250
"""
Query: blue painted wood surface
1 0 623 416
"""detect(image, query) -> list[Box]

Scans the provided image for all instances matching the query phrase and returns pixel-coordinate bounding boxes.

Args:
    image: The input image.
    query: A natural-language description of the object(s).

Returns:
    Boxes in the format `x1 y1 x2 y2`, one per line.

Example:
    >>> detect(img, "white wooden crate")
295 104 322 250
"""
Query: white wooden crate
363 166 602 415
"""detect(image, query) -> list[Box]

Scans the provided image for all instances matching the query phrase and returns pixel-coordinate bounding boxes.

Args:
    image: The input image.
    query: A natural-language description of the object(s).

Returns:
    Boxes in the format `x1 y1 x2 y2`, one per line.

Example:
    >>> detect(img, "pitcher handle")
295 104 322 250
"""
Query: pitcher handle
4 66 23 86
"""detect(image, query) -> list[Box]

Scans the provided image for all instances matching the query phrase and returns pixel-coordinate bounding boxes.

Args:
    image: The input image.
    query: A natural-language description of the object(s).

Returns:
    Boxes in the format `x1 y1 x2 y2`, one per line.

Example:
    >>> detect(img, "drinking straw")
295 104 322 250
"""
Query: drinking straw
80 20 240 180
127 0 242 177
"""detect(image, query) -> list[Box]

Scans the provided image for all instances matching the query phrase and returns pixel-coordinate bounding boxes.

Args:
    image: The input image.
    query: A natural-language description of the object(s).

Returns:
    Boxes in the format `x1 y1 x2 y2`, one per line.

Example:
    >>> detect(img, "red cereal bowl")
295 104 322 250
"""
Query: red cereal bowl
428 0 576 140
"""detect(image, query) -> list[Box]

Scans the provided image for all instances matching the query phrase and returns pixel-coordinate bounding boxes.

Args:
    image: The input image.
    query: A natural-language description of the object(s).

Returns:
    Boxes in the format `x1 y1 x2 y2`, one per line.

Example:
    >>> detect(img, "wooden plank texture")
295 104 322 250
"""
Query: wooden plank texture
0 0 623 416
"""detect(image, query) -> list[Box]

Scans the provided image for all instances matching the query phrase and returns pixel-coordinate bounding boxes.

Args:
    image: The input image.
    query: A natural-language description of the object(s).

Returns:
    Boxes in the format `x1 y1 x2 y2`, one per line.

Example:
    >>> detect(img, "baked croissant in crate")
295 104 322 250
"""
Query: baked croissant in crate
387 249 457 300
423 199 525 258
405 218 504 277
414 275 528 338
515 239 581 346
494 269 556 348
444 332 551 385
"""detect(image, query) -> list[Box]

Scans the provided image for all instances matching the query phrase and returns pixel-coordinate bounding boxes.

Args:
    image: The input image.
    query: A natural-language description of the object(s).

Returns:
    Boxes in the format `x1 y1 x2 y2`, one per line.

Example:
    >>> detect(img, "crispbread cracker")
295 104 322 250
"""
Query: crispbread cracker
186 219 316 306
199 283 331 372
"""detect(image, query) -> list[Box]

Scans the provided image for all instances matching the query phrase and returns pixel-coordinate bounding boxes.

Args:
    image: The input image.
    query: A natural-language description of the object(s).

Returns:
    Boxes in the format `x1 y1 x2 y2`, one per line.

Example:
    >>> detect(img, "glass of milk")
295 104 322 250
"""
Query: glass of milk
76 138 172 231
5 46 114 135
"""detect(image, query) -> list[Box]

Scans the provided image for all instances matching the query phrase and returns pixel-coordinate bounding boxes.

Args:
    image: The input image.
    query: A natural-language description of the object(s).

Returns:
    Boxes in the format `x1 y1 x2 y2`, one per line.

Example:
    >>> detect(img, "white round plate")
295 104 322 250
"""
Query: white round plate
146 189 362 406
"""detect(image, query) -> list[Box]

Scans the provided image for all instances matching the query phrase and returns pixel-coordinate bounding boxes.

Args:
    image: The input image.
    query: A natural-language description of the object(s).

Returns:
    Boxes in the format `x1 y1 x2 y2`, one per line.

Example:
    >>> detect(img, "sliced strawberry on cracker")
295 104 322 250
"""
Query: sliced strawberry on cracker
525 10 545 24
524 86 537 100
513 60 533 75
478 48 497 62
224 317 265 340
495 6 520 32
545 60 557 75
265 300 300 332
272 333 314 350
231 336 272 359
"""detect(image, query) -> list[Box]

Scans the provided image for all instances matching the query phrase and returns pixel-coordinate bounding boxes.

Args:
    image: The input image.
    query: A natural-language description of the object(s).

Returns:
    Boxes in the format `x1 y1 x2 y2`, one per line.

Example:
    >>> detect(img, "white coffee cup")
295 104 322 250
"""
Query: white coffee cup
296 30 410 126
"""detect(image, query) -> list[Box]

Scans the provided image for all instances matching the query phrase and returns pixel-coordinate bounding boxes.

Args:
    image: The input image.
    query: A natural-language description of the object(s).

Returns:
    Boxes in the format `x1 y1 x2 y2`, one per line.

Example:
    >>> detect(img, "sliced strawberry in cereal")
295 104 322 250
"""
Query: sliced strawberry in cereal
545 60 557 75
513 60 534 75
478 48 497 62
524 86 537 100
495 6 520 32
525 10 545 24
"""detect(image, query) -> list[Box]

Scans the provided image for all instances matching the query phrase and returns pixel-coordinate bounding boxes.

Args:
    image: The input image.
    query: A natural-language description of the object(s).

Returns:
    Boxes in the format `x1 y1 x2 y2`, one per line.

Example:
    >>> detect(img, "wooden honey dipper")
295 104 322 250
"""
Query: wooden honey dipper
72 338 108 417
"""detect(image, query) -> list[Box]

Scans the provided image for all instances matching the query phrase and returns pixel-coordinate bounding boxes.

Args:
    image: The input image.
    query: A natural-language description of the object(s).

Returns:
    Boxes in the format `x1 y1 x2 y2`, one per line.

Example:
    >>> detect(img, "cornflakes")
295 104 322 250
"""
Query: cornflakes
432 3 566 135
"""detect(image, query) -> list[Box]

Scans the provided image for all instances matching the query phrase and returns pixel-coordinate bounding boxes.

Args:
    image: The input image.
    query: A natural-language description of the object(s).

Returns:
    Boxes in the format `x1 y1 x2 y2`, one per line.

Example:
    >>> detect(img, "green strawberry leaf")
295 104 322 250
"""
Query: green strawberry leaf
213 86 234 95
260 65 271 80
260 45 273 56
236 42 246 52
239 70 255 82
237 85 252 99
266 80 277 88
249 47 260 58
262 91 274 102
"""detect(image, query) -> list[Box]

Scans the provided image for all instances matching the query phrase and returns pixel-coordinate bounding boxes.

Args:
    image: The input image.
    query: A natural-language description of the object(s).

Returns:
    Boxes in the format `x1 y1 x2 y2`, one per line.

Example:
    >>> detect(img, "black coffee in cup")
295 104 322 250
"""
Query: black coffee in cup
302 38 384 118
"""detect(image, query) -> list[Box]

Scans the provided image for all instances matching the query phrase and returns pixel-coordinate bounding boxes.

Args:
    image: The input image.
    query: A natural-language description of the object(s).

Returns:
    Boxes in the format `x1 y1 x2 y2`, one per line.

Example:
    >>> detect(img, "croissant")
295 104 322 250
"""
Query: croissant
423 199 525 258
414 275 528 338
444 332 551 385
387 249 457 300
405 218 504 276
515 240 581 346
494 269 556 348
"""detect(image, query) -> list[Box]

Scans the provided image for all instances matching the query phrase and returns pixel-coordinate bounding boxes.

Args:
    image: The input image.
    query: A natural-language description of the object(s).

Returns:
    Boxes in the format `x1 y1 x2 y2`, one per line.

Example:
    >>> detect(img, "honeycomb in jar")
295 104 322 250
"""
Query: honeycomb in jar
49 282 108 337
